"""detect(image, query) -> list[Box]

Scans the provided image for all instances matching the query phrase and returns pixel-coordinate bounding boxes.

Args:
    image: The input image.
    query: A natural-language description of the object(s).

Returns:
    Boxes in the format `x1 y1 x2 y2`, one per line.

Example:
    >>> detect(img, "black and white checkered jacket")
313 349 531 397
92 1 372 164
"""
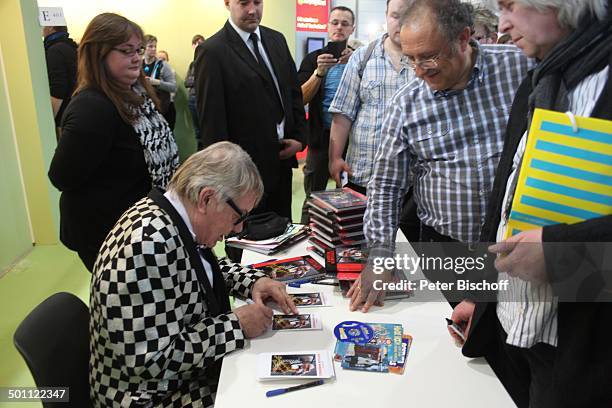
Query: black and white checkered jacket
89 194 266 407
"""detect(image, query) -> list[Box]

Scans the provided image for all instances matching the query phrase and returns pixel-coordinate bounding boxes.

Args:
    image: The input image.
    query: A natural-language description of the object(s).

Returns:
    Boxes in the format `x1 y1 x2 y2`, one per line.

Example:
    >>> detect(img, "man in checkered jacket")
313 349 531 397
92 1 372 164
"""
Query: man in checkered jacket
89 142 298 407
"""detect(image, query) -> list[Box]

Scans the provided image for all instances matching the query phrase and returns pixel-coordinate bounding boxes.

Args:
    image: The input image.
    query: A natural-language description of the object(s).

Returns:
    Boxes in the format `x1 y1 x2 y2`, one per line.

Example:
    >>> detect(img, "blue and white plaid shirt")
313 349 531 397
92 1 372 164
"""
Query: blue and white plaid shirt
329 35 414 187
365 43 532 246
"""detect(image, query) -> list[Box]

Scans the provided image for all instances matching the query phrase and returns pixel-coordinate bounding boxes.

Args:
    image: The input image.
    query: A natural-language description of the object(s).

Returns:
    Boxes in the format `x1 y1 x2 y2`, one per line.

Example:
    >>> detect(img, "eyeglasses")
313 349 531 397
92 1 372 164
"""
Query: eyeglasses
225 197 250 226
402 53 442 71
111 46 145 57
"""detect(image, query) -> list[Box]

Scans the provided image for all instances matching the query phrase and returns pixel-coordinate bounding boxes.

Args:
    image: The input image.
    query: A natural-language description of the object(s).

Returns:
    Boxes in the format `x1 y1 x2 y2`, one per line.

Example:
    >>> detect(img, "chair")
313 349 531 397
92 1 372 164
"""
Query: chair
14 292 92 407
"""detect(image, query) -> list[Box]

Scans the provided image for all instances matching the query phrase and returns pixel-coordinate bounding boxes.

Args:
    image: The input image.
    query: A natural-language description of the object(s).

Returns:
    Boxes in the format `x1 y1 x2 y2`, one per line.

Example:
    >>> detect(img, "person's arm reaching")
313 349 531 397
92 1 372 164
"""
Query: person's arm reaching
329 113 353 185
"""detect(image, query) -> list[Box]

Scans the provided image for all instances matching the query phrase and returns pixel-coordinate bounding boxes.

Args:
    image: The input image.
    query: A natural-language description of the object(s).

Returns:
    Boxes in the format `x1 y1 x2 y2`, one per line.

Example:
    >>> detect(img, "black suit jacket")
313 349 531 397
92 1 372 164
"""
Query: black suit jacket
464 55 612 406
195 22 308 192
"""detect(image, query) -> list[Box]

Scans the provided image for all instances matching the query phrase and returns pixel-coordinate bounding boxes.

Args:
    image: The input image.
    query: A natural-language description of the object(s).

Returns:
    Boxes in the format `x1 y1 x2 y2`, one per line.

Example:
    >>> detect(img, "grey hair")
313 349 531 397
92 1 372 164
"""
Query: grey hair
473 7 499 35
167 141 264 207
512 0 608 30
400 0 474 43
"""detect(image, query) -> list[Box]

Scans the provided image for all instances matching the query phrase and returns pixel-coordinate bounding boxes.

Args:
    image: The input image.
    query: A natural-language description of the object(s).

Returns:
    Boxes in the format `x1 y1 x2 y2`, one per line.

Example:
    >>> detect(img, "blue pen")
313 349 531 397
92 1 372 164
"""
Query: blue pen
266 379 325 397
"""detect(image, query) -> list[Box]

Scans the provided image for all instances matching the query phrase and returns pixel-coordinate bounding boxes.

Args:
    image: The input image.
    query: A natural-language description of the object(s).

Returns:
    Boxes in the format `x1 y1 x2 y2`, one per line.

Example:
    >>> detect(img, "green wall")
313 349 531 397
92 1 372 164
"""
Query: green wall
0 51 32 271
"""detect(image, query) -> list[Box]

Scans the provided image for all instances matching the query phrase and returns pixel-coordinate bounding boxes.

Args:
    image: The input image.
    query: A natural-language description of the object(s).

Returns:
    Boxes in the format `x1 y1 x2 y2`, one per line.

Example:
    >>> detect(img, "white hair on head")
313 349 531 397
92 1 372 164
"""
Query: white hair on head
167 141 264 207
507 0 607 29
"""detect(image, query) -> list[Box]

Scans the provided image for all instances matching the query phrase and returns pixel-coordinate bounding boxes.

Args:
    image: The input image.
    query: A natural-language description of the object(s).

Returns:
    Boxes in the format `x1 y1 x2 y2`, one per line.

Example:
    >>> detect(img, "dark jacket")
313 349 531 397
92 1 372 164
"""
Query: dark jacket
194 22 308 193
48 88 151 258
465 48 612 407
44 32 78 127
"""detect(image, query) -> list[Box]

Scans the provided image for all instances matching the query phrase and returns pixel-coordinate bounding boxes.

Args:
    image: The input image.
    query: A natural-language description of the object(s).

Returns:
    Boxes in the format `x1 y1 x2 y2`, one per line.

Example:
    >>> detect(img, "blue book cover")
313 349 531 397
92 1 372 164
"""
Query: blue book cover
334 322 404 373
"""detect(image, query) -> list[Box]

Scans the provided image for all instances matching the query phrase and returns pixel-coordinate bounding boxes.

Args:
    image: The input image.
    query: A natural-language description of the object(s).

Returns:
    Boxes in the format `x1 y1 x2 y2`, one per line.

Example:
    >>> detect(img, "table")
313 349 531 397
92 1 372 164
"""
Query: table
215 236 515 408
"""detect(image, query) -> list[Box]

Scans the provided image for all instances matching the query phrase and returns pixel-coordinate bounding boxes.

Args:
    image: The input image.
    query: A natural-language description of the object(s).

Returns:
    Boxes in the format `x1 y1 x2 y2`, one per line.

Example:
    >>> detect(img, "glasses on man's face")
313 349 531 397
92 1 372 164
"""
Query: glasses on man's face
225 198 250 226
402 53 442 71
111 46 145 57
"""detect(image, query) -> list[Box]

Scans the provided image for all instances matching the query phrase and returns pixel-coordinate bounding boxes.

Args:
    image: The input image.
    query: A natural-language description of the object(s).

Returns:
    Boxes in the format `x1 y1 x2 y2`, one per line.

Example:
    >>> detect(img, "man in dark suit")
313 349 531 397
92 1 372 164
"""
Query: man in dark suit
195 0 308 219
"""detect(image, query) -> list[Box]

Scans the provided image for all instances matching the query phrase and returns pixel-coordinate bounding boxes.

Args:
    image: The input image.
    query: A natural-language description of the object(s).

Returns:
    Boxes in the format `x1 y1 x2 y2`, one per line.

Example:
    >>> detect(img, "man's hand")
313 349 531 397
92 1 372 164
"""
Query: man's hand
316 53 337 77
329 157 353 187
147 77 161 86
252 277 298 314
488 229 547 285
234 303 273 338
279 139 303 160
338 48 353 65
449 300 475 346
347 265 390 313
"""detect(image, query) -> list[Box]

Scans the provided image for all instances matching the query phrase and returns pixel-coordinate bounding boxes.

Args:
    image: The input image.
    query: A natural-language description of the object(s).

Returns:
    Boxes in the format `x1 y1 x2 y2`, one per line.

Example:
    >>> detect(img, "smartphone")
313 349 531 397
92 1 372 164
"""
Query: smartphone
340 171 348 187
324 40 347 59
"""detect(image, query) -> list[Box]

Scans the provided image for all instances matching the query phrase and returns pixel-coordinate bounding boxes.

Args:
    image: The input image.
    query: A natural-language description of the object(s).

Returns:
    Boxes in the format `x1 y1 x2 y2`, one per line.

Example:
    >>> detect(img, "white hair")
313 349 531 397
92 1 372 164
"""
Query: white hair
167 141 264 207
512 0 607 29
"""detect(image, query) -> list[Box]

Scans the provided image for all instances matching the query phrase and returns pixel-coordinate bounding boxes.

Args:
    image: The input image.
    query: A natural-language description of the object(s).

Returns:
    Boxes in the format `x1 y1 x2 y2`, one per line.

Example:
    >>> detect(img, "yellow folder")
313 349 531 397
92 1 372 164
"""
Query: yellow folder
505 108 612 238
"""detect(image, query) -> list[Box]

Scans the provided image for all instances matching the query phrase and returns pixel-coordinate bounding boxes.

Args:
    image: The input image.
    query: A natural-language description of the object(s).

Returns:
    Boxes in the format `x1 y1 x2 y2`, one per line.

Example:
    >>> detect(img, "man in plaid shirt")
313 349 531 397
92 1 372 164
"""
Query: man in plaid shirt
90 142 297 407
350 0 532 312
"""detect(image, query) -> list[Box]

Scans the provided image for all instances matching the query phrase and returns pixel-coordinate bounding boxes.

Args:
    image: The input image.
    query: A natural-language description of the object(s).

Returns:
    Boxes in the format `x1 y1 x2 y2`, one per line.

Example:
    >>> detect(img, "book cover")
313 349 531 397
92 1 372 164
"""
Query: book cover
251 255 326 283
388 334 413 375
310 187 367 214
505 109 612 238
325 247 368 273
334 322 404 373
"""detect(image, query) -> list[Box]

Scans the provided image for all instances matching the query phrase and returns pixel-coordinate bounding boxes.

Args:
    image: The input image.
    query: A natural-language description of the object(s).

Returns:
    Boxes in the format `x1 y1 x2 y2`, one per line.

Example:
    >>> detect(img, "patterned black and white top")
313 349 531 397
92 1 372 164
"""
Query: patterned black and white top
132 92 179 189
89 195 266 407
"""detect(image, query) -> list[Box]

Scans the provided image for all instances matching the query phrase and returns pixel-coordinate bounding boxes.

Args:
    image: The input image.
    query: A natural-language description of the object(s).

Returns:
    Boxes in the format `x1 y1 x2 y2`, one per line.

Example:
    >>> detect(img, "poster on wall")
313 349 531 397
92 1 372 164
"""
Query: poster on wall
296 0 329 32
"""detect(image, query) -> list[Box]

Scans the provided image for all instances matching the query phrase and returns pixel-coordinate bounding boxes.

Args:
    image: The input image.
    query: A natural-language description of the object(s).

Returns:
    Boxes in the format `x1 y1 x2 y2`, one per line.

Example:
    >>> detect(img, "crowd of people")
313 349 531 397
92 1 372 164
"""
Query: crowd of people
42 0 611 407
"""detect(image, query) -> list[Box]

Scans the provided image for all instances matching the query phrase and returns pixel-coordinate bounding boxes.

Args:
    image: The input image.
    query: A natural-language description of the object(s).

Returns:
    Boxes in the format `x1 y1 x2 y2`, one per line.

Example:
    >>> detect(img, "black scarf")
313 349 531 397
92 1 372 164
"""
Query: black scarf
528 9 612 116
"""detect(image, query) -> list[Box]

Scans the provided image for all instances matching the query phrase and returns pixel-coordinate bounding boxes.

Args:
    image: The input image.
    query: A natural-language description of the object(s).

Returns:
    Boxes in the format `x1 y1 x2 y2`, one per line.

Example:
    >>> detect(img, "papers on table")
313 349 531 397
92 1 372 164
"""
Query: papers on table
257 350 335 380
226 224 309 255
272 313 322 331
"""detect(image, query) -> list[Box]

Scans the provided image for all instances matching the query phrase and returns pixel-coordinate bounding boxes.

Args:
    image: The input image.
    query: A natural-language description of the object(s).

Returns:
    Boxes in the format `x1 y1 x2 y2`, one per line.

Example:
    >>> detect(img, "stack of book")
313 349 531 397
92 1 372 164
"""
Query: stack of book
307 187 367 252
306 188 367 287
225 224 309 255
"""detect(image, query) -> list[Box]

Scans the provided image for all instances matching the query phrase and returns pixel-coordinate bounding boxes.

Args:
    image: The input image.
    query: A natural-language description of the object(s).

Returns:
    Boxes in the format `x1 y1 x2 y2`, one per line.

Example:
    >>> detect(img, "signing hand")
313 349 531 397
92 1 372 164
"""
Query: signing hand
279 139 303 160
316 53 337 77
329 157 353 187
488 229 547 285
234 302 273 338
449 300 475 346
251 277 298 314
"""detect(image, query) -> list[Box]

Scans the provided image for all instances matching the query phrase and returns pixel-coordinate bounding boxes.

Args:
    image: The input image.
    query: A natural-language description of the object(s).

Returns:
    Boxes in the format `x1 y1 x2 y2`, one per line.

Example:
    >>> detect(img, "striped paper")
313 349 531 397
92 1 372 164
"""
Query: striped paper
505 108 612 238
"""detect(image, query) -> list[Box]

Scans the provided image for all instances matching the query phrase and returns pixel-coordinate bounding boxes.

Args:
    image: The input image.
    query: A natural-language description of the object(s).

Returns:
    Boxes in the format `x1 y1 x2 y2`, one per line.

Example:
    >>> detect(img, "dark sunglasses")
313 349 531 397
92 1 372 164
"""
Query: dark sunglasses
226 197 250 226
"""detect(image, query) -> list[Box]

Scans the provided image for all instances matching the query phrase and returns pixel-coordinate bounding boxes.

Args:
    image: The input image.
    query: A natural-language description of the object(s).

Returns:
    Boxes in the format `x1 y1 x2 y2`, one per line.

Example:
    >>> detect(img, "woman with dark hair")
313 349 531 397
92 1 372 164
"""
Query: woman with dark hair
48 13 179 272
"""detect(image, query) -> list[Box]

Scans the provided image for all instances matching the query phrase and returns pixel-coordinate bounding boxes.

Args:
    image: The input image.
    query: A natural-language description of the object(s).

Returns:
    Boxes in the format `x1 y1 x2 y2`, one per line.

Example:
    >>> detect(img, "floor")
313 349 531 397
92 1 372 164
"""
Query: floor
0 164 333 407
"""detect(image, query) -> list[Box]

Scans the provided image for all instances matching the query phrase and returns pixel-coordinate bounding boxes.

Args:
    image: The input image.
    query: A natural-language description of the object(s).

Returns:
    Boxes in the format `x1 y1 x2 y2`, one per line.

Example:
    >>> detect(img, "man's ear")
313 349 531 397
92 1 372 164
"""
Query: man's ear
458 26 471 52
197 187 215 212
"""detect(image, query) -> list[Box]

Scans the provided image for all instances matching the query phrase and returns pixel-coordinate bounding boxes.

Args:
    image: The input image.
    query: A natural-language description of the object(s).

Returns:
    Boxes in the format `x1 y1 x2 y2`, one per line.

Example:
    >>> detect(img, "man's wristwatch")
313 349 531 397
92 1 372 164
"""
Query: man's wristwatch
315 70 324 78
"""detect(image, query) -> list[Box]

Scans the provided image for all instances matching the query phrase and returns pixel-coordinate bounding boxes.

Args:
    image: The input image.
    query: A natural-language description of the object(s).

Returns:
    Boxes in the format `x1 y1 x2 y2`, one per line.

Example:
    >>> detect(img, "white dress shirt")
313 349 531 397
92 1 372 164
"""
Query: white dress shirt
164 190 214 287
